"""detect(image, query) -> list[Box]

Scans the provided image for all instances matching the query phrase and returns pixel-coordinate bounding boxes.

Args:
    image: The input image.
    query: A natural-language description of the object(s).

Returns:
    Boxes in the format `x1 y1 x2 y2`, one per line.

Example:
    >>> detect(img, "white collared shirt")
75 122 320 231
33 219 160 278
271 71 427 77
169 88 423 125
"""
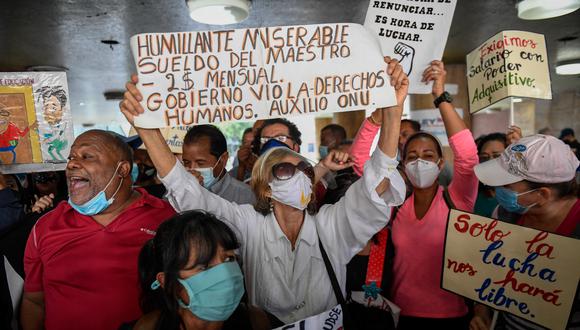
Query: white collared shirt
160 148 405 323
209 171 256 205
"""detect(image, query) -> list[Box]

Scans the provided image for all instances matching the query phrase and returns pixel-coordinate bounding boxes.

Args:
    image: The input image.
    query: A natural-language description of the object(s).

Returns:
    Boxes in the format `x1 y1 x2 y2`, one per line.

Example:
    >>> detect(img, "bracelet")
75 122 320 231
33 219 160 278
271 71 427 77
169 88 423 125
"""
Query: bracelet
368 115 381 126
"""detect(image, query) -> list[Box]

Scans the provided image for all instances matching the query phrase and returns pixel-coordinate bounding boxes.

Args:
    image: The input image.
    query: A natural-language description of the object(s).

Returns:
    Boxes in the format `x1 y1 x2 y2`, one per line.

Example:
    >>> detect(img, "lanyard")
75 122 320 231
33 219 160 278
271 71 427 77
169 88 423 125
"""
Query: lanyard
362 227 388 300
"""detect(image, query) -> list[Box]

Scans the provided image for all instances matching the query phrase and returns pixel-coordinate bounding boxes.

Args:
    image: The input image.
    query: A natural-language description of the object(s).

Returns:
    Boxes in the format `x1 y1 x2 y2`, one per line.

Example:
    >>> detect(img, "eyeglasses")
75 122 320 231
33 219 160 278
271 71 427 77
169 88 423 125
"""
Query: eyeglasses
260 135 292 146
272 161 314 181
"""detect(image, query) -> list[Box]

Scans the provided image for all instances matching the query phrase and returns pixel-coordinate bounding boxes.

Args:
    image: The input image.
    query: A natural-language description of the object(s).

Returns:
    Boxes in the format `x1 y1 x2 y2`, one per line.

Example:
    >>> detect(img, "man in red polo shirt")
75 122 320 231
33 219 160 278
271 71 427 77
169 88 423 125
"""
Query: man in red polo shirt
21 130 175 330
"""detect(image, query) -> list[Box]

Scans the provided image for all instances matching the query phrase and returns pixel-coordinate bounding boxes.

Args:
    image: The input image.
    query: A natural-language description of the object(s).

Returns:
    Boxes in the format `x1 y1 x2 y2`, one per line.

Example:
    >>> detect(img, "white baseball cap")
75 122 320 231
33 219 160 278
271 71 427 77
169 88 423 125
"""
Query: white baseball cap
475 134 580 187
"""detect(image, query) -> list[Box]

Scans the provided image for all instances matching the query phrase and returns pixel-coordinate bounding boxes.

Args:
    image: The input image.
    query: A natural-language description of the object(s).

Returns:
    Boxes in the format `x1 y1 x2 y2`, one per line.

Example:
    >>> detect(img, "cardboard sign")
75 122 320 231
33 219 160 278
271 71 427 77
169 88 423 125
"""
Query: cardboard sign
273 305 342 330
0 72 74 173
129 126 188 154
409 108 463 146
442 209 580 330
467 31 552 114
363 0 457 94
130 23 396 128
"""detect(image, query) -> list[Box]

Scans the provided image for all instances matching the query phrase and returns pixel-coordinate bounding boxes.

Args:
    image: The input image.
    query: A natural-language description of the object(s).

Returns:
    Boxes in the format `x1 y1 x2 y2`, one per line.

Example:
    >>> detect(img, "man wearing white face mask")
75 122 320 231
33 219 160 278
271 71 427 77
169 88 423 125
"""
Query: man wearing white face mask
20 130 175 330
181 125 255 205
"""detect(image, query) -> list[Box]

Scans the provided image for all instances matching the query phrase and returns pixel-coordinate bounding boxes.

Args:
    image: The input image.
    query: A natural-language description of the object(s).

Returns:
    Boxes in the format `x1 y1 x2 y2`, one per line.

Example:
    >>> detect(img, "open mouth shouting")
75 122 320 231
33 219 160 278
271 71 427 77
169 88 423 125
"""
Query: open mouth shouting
67 173 93 202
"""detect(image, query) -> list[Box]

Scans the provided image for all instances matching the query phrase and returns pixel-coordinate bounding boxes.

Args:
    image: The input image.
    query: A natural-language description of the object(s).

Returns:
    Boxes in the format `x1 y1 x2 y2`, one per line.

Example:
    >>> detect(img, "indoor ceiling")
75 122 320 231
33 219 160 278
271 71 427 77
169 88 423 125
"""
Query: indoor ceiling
1 0 579 127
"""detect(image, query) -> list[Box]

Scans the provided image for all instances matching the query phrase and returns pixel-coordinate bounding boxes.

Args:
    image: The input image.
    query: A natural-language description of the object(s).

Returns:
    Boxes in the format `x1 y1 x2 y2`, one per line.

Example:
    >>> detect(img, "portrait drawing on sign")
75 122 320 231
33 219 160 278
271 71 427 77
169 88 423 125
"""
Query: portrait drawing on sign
37 86 69 161
0 98 35 164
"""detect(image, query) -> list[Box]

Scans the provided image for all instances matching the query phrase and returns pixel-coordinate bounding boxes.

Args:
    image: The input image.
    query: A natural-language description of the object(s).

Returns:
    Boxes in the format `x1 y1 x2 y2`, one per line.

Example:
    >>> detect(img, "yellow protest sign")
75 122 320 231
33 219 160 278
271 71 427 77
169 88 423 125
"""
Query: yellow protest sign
129 126 188 154
466 31 552 114
442 210 580 330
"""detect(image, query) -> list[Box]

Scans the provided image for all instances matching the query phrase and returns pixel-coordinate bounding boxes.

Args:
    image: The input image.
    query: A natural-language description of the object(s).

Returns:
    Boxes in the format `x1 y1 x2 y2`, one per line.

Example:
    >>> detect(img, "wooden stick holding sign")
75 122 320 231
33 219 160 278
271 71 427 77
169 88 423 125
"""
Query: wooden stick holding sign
129 23 397 128
442 209 580 330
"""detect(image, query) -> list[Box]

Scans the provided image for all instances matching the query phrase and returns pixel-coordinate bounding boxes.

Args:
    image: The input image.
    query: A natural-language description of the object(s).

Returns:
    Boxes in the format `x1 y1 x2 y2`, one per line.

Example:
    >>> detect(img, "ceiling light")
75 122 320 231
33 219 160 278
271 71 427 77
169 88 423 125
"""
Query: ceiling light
556 60 580 75
517 0 580 20
512 98 523 103
186 0 250 25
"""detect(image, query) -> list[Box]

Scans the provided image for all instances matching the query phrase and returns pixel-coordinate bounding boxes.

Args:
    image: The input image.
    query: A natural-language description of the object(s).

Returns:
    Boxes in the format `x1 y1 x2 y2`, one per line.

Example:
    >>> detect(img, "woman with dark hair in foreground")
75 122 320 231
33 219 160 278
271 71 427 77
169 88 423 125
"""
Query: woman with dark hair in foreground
128 210 269 330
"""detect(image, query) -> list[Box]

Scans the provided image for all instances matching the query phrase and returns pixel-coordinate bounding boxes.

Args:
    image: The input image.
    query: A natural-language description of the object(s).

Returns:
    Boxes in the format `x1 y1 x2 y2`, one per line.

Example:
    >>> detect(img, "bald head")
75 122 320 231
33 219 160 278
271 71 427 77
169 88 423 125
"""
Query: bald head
76 130 133 165
67 130 135 208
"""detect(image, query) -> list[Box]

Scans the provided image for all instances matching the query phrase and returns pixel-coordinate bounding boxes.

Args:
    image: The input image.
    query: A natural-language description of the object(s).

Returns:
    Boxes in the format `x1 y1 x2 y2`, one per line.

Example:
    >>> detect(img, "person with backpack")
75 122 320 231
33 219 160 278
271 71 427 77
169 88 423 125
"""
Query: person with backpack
470 134 580 330
350 60 478 329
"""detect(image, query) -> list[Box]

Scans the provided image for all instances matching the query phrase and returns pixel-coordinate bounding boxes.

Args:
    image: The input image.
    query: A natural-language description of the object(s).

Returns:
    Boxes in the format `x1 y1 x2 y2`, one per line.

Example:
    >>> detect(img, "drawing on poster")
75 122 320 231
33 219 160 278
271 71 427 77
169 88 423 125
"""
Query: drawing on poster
394 42 415 75
36 86 69 161
0 86 39 164
0 72 74 172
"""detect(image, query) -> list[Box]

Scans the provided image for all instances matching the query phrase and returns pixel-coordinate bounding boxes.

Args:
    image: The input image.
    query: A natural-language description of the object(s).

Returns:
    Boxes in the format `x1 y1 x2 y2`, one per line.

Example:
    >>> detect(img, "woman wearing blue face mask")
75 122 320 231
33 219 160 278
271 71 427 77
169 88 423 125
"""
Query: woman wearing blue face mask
128 210 269 330
470 134 580 330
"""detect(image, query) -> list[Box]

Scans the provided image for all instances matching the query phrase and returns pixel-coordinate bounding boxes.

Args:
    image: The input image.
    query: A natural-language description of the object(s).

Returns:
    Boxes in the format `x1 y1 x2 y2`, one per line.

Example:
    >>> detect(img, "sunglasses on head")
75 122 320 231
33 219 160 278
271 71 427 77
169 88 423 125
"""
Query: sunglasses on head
272 161 314 181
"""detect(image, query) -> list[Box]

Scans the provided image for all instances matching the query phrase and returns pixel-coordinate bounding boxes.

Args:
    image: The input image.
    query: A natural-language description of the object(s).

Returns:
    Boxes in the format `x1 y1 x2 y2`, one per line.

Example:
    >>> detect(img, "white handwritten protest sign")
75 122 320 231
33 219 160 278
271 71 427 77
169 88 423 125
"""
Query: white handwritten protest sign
363 0 457 94
130 24 396 129
273 305 342 330
442 210 580 330
467 31 552 114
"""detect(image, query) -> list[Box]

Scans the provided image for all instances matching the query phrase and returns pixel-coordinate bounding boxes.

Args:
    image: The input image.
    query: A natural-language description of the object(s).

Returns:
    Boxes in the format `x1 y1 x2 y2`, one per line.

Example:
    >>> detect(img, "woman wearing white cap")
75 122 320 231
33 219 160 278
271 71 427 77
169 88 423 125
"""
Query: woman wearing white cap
470 134 580 330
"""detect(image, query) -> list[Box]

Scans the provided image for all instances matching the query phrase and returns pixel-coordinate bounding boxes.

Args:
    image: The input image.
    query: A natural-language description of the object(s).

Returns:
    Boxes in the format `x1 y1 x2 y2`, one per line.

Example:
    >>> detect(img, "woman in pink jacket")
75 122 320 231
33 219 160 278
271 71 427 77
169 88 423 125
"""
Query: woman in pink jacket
351 61 479 329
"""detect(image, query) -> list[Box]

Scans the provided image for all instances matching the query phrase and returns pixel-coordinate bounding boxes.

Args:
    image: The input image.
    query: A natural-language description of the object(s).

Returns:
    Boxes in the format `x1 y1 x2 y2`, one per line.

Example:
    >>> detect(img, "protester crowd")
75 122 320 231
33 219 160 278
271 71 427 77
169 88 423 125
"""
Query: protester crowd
1 58 579 330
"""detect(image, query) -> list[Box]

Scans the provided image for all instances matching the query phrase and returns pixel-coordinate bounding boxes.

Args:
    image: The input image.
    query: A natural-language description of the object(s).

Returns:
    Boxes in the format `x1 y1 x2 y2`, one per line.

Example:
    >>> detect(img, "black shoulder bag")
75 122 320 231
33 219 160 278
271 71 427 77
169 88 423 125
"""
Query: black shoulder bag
318 236 358 330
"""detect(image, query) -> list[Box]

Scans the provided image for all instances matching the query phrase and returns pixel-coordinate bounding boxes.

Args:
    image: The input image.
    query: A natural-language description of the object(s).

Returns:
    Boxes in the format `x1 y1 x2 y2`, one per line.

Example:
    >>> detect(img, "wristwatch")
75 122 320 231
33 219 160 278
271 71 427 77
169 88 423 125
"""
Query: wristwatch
434 91 453 108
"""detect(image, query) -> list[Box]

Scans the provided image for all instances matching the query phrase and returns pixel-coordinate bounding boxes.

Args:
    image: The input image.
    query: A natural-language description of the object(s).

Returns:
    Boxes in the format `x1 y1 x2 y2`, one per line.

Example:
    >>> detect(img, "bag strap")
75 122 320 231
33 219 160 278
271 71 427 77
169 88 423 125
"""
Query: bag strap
442 187 456 210
318 237 347 306
318 236 356 330
364 227 388 291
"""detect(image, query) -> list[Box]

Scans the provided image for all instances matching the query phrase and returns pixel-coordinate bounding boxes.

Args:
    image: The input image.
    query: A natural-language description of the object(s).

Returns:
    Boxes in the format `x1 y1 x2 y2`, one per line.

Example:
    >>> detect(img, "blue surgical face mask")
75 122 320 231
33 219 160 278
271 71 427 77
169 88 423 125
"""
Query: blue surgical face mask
130 163 139 183
68 163 124 216
495 187 537 214
196 167 217 188
152 262 245 322
195 154 224 189
319 145 329 159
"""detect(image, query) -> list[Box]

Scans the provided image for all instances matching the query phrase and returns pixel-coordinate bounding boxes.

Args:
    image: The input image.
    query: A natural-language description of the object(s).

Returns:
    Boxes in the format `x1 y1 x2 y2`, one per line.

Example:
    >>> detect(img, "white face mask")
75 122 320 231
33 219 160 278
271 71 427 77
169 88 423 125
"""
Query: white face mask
268 171 313 210
404 158 441 189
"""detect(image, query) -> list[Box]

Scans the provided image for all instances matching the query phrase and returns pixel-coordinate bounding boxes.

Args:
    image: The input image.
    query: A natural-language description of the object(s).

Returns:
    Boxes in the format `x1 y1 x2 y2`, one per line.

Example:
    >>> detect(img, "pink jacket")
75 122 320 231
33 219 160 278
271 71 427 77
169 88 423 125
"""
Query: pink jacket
351 119 479 318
